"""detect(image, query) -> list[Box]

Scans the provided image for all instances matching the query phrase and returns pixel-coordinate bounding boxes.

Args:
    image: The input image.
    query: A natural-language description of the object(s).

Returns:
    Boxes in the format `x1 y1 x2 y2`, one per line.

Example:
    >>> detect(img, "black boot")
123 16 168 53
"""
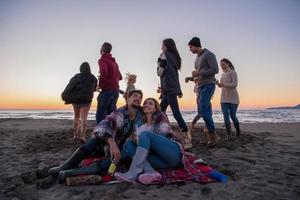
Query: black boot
58 163 100 183
234 123 241 137
48 147 87 177
225 123 231 140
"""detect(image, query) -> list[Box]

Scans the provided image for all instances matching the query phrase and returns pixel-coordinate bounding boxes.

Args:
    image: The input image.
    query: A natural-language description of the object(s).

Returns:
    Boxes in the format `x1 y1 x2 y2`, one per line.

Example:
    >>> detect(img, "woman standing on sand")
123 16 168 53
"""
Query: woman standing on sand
114 98 183 184
216 58 241 139
156 38 191 149
61 62 97 142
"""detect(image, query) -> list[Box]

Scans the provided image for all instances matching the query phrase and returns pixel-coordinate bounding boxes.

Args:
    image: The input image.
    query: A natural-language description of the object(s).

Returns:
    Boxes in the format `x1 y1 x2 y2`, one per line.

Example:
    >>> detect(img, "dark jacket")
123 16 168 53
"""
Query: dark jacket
62 73 97 104
159 52 182 95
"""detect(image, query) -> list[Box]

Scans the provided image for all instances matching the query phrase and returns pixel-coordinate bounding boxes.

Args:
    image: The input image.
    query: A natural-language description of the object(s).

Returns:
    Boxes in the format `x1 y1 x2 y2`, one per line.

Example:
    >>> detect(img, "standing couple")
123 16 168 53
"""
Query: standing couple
158 37 220 148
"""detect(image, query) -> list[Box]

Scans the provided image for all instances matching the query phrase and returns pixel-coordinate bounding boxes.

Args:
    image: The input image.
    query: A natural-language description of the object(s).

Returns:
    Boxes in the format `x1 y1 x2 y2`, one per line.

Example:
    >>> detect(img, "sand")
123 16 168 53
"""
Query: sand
0 119 299 200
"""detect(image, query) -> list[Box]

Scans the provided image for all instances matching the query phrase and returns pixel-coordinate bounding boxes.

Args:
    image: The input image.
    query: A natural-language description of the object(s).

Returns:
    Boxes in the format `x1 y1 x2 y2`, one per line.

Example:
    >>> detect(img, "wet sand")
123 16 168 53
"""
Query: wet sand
0 119 299 200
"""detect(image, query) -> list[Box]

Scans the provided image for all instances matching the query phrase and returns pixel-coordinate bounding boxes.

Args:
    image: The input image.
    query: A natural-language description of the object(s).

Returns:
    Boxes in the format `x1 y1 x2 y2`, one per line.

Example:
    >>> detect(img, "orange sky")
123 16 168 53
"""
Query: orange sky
1 1 300 110
1 93 299 110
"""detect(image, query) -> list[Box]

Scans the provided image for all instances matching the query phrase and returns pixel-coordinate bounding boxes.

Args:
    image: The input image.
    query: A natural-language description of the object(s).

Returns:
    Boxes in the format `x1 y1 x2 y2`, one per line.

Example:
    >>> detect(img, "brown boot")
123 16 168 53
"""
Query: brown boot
200 127 211 145
208 132 220 148
182 129 192 150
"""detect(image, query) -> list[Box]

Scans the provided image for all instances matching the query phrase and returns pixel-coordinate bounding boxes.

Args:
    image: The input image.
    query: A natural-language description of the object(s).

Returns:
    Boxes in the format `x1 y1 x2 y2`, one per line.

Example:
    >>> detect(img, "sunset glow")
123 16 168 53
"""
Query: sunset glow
1 0 299 110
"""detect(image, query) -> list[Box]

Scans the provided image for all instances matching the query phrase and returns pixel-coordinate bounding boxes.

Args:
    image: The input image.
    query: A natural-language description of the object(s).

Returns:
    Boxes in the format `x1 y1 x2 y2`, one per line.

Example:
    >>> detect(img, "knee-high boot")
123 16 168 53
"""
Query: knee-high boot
48 147 87 176
114 147 148 183
58 163 98 183
234 123 241 137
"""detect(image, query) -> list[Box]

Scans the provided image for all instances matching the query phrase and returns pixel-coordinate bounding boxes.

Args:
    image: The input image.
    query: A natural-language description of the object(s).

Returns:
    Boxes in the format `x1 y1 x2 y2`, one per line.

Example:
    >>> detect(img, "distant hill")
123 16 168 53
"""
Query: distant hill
267 104 300 109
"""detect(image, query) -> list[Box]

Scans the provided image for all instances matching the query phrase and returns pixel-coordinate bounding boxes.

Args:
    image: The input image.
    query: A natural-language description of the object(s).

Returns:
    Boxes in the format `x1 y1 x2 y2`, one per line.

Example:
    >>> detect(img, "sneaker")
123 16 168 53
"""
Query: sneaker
138 172 162 184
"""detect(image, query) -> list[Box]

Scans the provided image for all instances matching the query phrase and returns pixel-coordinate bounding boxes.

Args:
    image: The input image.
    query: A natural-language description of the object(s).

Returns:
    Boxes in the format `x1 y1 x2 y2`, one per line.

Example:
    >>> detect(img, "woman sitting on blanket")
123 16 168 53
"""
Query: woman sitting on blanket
114 98 184 184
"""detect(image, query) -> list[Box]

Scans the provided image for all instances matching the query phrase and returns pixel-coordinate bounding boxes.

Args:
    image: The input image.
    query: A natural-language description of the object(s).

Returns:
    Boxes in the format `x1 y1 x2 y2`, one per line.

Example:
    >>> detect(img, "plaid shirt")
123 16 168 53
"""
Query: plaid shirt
93 105 143 148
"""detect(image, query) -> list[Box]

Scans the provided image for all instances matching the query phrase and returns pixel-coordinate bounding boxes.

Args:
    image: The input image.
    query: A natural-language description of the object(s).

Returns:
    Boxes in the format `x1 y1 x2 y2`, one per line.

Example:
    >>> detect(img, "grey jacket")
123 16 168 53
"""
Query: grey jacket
193 48 219 87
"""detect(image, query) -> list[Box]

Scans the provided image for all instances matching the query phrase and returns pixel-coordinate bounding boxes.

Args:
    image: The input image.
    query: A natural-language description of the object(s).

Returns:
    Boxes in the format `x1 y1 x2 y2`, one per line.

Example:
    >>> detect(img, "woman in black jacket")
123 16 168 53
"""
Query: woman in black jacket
62 62 97 142
156 38 191 149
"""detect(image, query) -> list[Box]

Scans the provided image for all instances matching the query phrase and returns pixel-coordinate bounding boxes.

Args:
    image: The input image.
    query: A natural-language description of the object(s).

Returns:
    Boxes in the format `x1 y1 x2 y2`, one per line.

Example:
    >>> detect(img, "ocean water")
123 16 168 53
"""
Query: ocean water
0 109 299 123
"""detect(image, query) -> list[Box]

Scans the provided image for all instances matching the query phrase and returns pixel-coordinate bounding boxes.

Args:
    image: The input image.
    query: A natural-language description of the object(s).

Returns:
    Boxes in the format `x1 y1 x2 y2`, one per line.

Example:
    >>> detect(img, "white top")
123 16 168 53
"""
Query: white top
220 70 240 104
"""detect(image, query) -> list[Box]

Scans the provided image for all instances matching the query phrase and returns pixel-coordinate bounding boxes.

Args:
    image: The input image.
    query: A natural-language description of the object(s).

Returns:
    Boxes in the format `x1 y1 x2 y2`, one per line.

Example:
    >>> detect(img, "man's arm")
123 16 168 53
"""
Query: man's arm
199 53 219 77
93 109 125 162
93 108 124 140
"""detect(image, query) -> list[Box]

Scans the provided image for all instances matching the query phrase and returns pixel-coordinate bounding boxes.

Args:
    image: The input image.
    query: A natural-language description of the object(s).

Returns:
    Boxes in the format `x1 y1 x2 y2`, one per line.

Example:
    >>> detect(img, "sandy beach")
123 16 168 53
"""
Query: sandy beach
0 119 299 200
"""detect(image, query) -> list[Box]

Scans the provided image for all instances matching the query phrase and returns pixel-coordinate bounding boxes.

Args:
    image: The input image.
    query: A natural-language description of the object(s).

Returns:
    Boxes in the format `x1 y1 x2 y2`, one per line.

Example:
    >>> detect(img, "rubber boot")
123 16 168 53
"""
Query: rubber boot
114 147 148 183
138 161 162 184
234 123 241 137
48 147 87 177
225 123 231 140
58 163 99 183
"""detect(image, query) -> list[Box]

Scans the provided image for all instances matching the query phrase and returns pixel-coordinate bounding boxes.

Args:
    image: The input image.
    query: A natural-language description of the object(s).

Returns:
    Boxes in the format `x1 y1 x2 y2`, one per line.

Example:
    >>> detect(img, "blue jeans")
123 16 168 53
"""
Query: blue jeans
160 94 188 132
221 103 239 124
123 131 182 169
96 90 119 124
198 84 216 134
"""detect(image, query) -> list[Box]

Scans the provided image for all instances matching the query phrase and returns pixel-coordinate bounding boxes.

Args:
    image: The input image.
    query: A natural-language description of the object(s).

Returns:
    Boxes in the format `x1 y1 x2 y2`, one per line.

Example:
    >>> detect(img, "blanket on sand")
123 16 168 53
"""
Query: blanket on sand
80 152 218 184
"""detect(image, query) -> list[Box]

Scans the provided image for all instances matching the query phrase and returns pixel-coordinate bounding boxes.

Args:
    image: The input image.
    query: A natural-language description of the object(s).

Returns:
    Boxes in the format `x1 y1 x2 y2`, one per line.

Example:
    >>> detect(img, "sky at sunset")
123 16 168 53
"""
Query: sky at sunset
1 0 300 110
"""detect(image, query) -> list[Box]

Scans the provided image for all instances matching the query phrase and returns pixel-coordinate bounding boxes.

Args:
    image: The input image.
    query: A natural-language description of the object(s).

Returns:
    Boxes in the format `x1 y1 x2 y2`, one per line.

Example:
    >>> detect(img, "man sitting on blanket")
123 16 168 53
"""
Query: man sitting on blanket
49 90 144 183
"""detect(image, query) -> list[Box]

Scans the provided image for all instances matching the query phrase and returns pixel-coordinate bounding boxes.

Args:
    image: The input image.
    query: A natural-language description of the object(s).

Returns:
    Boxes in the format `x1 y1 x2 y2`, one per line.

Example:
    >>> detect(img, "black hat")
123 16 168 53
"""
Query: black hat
188 37 201 47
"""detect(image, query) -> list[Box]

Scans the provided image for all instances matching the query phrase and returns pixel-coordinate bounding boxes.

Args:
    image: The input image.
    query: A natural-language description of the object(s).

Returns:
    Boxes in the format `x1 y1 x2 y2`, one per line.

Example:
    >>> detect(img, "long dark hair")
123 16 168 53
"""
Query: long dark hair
142 98 161 124
221 58 235 71
80 62 92 75
163 38 182 70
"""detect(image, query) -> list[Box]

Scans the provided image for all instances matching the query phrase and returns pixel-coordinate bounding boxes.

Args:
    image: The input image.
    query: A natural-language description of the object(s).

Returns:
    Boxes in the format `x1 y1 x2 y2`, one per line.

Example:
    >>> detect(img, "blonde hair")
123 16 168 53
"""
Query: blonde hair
124 73 137 85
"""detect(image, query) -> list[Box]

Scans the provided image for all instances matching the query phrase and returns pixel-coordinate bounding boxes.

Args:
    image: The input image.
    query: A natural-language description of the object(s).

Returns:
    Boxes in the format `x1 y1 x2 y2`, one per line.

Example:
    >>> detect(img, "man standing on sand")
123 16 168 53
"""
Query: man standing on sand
188 37 219 147
96 42 123 124
49 90 144 181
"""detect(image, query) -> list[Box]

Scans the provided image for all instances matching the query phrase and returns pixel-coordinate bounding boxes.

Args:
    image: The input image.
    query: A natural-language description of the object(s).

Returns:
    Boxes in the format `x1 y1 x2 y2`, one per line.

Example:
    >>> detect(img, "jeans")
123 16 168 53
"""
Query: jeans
198 84 216 134
160 94 188 132
96 90 119 124
123 131 182 169
221 103 239 124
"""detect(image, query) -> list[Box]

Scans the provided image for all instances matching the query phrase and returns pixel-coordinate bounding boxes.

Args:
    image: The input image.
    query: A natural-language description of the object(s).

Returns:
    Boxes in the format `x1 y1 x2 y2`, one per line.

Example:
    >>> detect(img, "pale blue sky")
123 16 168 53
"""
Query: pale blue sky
0 0 299 109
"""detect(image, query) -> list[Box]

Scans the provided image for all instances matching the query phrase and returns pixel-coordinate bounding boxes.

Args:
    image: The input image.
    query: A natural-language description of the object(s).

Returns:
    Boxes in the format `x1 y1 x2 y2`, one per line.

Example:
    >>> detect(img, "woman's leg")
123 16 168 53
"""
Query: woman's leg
229 104 241 136
221 103 231 139
114 132 181 183
123 138 169 169
229 104 239 124
138 131 182 169
72 104 81 139
160 94 169 113
80 104 91 141
167 94 188 132
221 103 230 124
